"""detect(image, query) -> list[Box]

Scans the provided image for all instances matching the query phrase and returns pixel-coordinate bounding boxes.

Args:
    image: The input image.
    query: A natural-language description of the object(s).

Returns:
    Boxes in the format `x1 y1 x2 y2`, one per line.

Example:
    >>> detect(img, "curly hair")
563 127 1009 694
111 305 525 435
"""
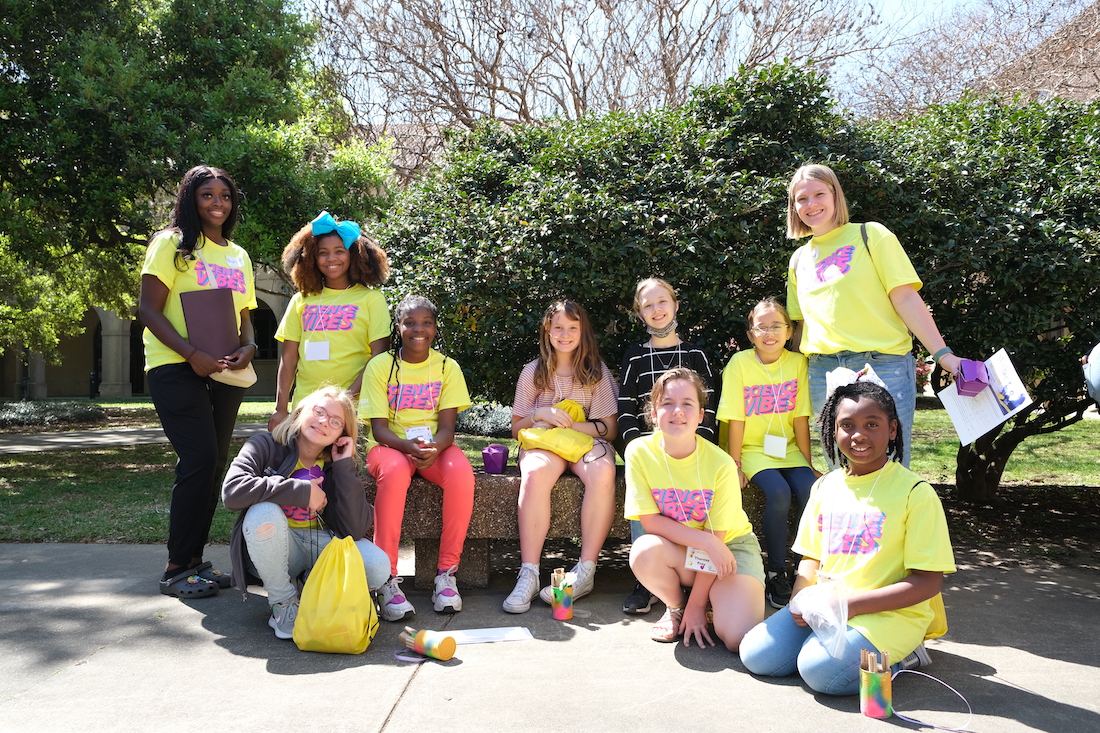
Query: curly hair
168 165 241 270
533 300 605 392
281 219 390 295
818 381 905 469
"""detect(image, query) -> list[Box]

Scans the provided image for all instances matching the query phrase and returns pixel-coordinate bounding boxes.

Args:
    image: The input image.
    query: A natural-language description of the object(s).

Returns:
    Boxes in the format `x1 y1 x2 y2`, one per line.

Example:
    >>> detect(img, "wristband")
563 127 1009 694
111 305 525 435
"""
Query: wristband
931 347 953 363
244 341 258 350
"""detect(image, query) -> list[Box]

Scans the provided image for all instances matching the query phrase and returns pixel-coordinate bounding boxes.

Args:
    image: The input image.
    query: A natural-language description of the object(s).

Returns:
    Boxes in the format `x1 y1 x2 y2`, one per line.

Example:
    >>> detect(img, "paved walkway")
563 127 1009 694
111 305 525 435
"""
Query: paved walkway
0 422 267 454
2 427 1099 731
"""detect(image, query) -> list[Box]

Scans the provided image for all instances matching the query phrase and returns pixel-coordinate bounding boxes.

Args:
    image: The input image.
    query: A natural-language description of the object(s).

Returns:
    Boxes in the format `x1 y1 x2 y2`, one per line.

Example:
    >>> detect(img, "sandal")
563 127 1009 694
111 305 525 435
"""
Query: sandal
159 568 219 599
650 606 684 643
190 561 232 589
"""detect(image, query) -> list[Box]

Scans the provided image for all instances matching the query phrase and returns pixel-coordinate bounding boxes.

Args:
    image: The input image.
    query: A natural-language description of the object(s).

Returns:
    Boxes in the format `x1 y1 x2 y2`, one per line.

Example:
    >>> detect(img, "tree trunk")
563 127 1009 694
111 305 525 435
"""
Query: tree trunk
954 428 1025 503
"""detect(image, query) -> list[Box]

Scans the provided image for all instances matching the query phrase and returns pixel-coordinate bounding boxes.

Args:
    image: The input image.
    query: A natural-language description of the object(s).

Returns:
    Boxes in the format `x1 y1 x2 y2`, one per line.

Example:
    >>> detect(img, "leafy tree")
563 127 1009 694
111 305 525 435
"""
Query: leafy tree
0 0 395 353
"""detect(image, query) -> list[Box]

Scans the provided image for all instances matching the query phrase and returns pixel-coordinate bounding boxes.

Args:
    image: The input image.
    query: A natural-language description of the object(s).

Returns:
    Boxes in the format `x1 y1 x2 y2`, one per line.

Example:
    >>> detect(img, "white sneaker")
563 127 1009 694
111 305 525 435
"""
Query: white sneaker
502 564 540 613
379 576 416 622
268 598 299 640
538 560 595 605
432 566 462 613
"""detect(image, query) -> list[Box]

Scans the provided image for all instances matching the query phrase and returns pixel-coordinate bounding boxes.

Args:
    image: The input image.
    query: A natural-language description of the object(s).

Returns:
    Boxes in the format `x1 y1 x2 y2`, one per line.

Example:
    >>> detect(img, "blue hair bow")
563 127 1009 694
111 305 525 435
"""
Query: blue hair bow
311 211 361 249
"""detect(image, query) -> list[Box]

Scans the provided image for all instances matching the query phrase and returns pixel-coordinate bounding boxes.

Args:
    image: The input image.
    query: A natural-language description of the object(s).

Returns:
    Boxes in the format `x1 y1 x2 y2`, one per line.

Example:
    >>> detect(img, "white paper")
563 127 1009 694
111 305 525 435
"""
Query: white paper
685 546 718 574
448 627 534 645
938 348 1032 445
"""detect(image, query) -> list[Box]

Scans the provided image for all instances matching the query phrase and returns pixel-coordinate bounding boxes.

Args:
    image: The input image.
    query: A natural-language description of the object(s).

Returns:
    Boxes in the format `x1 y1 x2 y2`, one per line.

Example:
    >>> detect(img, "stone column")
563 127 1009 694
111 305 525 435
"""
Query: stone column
95 307 133 398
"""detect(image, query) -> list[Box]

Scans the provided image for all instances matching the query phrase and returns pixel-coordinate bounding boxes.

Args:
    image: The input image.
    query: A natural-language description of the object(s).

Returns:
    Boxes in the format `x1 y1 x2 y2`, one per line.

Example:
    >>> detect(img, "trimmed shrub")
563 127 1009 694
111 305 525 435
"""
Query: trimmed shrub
0 401 107 428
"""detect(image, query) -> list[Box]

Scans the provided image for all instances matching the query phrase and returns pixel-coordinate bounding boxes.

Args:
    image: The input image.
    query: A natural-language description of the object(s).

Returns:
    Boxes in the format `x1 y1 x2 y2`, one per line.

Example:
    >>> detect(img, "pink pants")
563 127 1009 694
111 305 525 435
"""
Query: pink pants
367 444 475 576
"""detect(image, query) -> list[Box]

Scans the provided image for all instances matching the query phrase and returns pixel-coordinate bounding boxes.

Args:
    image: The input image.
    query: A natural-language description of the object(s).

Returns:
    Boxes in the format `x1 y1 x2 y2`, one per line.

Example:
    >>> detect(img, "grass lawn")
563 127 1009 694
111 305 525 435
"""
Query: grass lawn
2 402 1098 557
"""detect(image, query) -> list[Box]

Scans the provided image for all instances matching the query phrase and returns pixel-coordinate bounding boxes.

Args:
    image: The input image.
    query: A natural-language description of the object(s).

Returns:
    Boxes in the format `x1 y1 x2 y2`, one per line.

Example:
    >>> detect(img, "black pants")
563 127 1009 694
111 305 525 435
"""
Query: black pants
148 362 245 567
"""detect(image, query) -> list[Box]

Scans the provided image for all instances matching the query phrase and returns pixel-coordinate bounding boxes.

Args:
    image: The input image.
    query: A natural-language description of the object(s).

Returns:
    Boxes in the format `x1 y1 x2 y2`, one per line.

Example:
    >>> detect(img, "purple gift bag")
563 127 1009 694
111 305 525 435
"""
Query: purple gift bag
482 444 508 474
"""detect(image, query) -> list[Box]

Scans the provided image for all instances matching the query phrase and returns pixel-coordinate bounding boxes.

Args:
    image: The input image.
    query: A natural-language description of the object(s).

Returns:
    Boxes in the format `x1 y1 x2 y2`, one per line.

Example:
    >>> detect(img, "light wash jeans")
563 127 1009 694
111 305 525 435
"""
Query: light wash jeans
808 351 915 470
740 606 878 696
242 502 390 607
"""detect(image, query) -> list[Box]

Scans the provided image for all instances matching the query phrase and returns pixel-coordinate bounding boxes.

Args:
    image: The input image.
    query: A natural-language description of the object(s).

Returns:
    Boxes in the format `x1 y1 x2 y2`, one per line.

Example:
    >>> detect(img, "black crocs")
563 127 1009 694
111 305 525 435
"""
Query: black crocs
159 567 219 598
190 561 233 589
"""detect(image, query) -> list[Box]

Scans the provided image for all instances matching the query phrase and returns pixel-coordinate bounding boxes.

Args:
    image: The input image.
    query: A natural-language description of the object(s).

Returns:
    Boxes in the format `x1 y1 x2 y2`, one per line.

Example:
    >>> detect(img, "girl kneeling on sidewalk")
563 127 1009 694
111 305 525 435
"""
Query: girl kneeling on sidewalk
223 386 390 639
626 368 765 650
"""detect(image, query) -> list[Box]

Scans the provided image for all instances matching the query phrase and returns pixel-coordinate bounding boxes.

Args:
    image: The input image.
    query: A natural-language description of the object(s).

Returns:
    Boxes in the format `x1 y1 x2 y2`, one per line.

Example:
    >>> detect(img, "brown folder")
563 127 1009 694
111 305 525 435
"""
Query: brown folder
180 288 239 359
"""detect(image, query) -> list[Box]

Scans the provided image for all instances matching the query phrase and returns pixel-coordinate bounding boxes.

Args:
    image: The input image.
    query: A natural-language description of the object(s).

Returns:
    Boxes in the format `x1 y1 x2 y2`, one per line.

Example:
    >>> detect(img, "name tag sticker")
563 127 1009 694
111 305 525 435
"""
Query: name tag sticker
304 340 330 361
226 255 243 267
764 433 787 458
685 546 718 574
405 425 434 444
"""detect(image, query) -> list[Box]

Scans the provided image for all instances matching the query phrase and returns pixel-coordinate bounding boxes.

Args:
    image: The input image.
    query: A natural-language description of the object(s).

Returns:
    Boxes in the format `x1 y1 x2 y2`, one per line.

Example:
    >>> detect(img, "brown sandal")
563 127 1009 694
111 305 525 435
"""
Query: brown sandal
651 606 684 642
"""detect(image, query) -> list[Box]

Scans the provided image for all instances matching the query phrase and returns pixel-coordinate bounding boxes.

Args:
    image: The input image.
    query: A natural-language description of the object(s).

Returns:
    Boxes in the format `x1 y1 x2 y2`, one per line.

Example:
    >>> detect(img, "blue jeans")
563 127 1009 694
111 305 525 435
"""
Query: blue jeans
740 606 875 696
807 352 915 470
242 502 390 607
751 467 816 572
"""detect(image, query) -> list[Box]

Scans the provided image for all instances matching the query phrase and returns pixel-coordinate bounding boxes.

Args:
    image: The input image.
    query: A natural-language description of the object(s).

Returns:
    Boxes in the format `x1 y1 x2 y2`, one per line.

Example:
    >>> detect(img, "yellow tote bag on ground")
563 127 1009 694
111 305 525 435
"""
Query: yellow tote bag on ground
518 399 594 462
293 535 379 654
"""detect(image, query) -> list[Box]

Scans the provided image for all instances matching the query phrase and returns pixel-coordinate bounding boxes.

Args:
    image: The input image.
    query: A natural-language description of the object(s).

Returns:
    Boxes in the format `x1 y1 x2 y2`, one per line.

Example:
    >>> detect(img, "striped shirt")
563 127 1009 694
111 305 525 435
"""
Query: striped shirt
512 360 618 421
617 341 720 449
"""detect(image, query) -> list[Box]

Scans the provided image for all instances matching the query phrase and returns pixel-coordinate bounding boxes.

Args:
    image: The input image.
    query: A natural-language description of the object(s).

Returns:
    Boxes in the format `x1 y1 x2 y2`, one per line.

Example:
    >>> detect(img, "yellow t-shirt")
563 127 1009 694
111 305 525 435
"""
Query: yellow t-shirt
716 349 811 479
786 222 921 356
794 461 956 660
358 350 471 449
282 459 323 529
141 230 257 371
275 285 390 406
625 432 753 543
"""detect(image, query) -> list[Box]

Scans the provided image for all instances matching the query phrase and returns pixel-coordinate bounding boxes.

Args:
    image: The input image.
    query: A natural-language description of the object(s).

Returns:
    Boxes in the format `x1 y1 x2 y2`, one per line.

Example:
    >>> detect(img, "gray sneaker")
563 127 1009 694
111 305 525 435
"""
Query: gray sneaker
268 599 299 640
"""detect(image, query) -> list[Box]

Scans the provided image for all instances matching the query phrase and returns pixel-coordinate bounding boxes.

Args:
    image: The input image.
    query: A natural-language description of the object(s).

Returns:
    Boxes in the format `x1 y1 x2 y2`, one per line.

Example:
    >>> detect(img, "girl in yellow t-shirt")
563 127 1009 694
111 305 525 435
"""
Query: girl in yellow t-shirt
717 297 819 610
269 211 391 430
139 165 257 600
740 380 955 695
360 295 475 622
626 367 765 650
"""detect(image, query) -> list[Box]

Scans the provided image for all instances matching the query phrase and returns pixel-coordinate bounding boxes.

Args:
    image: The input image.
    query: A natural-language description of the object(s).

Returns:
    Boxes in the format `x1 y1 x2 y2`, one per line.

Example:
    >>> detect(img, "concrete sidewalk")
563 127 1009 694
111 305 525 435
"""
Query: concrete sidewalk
0 423 268 454
2 542 1098 733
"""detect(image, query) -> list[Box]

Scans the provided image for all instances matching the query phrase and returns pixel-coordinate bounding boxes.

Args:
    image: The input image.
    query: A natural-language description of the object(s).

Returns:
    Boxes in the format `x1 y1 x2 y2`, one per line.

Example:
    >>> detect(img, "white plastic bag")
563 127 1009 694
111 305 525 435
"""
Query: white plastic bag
790 577 850 658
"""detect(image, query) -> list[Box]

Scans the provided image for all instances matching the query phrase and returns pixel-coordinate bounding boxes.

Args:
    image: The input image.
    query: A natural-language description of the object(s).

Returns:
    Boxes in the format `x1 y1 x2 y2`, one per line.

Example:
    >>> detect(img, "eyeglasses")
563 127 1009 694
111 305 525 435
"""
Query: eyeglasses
311 405 344 431
751 325 790 335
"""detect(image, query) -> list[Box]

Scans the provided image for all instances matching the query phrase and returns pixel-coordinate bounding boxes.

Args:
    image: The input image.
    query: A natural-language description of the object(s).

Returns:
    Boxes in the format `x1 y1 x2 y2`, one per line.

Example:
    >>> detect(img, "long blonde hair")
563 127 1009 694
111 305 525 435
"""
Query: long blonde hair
271 385 360 465
786 164 850 238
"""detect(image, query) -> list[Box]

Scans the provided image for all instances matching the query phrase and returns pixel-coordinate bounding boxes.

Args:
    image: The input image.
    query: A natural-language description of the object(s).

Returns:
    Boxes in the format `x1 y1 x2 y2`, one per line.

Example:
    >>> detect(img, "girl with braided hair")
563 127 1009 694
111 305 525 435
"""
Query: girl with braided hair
740 380 955 695
359 295 475 621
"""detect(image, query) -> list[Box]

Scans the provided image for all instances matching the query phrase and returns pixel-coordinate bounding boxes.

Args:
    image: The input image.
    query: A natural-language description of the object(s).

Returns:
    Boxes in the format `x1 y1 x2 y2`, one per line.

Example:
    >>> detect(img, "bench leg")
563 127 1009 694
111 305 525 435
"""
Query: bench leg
413 538 490 590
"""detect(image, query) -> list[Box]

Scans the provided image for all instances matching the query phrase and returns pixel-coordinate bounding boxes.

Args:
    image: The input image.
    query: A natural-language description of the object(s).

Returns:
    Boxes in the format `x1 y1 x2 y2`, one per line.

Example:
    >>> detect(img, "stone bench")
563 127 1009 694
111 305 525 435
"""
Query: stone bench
363 466 767 590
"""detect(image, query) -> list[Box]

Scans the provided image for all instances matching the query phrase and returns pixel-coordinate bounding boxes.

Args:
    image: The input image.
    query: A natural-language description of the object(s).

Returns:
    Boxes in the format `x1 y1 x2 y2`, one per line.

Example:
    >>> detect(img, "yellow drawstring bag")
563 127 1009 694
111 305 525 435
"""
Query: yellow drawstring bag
518 399 594 463
293 535 379 654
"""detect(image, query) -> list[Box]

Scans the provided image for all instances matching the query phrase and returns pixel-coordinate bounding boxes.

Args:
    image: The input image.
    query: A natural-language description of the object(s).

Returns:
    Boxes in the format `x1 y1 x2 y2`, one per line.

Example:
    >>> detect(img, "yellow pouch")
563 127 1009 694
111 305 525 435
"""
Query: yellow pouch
293 535 380 654
518 399 594 462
